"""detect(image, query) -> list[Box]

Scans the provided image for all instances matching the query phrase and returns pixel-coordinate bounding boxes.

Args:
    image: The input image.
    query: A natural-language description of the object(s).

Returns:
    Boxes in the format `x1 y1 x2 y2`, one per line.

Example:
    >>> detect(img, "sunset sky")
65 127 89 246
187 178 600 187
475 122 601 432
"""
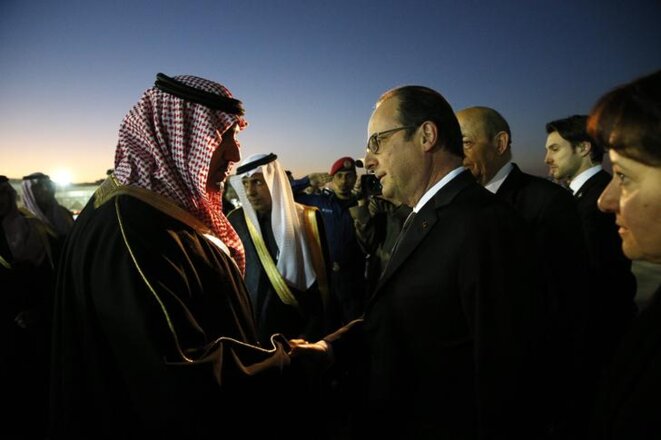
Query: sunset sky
1 0 660 183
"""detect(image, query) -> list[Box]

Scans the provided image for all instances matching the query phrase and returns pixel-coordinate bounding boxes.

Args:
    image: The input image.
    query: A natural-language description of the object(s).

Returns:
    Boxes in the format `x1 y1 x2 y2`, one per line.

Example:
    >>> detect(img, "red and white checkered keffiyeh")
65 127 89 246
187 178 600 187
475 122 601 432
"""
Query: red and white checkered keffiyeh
113 75 246 273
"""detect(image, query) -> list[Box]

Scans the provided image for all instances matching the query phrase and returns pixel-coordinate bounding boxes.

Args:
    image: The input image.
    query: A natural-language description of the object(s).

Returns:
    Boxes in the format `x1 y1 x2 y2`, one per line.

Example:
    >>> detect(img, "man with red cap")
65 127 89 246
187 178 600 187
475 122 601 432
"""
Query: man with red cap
294 156 366 324
328 156 357 199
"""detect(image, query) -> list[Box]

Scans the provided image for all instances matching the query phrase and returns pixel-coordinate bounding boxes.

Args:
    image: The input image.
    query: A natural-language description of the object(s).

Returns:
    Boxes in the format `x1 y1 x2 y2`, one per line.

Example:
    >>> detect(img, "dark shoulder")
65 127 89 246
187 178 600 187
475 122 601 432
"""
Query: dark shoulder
295 191 330 209
522 172 569 194
445 175 519 216
226 206 244 222
114 194 187 232
582 169 611 195
111 195 238 271
510 170 575 206
440 180 528 240
74 193 193 246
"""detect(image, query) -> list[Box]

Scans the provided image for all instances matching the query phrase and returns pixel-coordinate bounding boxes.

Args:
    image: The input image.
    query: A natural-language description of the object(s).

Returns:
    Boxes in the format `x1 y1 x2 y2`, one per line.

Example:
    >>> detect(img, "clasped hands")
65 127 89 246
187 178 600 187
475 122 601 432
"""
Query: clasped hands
288 338 334 369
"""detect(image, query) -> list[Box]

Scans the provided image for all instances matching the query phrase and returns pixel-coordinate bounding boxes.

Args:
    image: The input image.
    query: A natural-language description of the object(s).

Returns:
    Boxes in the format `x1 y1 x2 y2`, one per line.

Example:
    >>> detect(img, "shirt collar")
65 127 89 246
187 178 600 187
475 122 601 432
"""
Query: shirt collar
484 161 514 194
412 166 465 213
570 165 602 195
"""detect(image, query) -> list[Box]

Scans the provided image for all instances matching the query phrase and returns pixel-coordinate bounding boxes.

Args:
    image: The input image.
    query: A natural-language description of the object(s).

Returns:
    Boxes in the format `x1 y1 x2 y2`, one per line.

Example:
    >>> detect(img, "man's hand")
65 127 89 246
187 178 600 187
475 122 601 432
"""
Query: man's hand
288 338 334 369
308 172 331 189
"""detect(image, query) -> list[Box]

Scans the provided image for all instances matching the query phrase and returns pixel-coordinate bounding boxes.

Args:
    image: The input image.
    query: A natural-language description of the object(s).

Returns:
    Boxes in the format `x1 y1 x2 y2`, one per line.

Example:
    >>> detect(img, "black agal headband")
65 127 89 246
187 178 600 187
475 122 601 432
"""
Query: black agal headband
154 73 245 116
235 153 278 175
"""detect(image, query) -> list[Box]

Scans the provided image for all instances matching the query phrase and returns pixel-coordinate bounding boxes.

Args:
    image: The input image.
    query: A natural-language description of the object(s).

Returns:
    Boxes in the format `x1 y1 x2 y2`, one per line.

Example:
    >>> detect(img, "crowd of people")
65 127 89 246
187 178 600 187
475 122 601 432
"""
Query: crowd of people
1 69 659 439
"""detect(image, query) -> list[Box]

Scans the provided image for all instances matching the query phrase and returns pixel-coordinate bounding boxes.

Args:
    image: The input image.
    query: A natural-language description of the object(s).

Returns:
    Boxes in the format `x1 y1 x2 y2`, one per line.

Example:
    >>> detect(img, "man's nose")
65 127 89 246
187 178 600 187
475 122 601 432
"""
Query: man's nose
364 152 377 171
224 140 241 163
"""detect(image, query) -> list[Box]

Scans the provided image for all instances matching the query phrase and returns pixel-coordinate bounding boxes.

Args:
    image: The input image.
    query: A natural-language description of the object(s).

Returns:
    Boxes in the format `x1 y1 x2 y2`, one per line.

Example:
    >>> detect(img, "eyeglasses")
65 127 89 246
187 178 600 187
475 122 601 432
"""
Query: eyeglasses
366 126 417 154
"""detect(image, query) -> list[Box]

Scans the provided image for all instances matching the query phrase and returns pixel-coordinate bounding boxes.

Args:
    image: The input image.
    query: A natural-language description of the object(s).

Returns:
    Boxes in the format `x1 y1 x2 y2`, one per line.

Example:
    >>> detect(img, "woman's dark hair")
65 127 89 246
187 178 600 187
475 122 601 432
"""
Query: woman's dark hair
588 70 661 166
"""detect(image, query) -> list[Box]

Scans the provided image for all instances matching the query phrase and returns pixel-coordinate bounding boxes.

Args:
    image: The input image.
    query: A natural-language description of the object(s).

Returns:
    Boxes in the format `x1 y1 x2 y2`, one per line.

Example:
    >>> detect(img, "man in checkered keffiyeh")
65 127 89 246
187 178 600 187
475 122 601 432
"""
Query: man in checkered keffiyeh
114 74 246 271
50 75 293 437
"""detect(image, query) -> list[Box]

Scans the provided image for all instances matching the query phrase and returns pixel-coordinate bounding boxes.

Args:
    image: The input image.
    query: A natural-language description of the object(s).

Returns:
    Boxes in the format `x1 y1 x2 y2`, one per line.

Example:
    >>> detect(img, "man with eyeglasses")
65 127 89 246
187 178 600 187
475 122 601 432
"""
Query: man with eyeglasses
290 86 543 438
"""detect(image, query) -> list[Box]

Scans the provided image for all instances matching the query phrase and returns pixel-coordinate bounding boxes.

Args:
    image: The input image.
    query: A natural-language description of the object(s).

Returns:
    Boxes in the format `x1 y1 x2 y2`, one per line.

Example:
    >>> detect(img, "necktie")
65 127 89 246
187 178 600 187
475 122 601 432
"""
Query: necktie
389 210 416 258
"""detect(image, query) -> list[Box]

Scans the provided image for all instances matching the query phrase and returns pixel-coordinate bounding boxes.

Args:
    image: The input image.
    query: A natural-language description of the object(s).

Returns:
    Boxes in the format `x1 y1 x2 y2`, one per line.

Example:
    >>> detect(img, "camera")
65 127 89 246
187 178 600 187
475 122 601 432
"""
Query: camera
360 173 382 197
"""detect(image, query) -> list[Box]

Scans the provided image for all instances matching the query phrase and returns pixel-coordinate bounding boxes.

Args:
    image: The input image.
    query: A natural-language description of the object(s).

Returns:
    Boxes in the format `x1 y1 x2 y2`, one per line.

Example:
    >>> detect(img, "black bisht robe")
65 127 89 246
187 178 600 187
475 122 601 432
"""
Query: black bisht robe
49 185 291 438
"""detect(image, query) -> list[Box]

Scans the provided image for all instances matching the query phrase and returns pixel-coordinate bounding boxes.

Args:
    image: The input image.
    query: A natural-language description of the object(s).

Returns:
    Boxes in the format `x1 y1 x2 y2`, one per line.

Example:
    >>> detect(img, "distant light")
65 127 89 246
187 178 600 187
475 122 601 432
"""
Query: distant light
51 170 72 187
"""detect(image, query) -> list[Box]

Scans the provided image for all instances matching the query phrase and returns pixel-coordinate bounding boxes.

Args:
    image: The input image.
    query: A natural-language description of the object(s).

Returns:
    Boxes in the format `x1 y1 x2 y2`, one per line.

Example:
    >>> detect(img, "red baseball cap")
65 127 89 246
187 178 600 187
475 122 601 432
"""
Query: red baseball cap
329 157 356 176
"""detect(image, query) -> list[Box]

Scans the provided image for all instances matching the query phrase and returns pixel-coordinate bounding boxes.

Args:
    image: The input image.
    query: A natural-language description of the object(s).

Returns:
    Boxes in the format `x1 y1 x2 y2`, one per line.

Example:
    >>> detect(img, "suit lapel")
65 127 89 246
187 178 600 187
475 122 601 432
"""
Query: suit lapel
575 169 609 200
496 163 524 202
370 170 475 303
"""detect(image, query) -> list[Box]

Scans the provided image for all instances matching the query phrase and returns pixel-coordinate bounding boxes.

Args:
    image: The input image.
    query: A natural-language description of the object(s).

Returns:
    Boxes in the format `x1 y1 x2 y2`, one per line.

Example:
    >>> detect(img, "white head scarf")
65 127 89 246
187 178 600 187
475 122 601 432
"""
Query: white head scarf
113 74 246 273
230 154 316 290
21 175 73 237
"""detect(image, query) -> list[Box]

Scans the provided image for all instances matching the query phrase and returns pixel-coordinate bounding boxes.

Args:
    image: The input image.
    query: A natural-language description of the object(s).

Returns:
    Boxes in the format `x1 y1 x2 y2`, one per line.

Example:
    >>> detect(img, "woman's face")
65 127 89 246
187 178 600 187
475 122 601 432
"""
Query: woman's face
598 149 661 264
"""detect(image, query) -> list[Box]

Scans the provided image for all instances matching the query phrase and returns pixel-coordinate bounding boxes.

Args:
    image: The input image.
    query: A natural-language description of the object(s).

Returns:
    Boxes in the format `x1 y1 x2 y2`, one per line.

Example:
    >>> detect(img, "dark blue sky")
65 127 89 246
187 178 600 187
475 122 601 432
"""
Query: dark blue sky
1 0 660 182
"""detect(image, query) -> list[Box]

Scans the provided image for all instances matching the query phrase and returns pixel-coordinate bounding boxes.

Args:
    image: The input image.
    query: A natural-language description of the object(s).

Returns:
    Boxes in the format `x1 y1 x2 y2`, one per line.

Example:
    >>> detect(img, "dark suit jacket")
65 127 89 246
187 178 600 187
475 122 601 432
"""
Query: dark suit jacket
574 170 637 364
591 286 661 439
497 163 592 435
326 170 542 439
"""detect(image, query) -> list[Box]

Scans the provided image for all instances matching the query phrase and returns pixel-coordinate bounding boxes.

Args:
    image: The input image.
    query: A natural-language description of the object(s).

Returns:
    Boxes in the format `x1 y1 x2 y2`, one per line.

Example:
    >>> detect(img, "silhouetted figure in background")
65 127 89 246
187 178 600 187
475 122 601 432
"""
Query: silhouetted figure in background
349 183 411 296
21 172 74 238
1 175 55 438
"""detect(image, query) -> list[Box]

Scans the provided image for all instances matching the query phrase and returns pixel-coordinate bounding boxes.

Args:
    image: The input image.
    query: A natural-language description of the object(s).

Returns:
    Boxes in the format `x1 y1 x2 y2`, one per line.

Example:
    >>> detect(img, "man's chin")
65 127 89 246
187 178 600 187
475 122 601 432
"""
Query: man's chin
381 186 395 202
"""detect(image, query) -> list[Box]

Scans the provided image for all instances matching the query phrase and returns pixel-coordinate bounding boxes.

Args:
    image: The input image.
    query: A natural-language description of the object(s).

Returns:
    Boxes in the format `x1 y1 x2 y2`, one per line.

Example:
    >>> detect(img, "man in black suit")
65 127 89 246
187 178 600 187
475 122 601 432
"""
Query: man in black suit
545 115 637 365
456 106 593 438
291 87 543 439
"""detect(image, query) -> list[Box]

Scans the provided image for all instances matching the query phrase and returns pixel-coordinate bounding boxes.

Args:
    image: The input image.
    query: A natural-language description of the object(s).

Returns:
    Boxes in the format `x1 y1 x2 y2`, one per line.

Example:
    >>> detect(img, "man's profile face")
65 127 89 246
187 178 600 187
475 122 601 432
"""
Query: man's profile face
544 131 580 181
207 123 241 194
456 113 499 186
242 172 272 216
365 96 419 206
